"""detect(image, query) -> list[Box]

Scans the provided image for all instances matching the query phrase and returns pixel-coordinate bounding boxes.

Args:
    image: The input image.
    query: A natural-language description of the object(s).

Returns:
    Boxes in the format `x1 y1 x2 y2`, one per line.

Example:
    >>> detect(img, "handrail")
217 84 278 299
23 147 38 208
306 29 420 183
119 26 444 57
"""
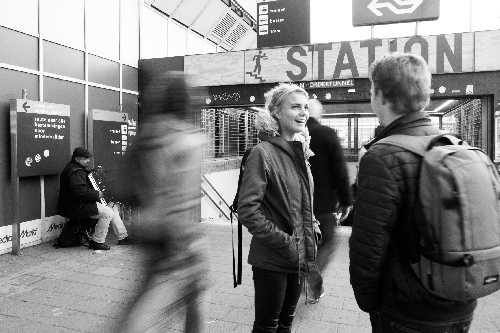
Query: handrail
201 175 232 211
201 186 230 220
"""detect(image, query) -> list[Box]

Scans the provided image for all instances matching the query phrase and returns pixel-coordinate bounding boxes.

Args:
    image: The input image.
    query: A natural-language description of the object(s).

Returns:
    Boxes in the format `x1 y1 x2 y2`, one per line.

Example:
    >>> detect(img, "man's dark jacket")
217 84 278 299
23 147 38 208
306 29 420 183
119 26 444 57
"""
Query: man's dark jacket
349 111 477 321
57 160 99 219
307 117 352 214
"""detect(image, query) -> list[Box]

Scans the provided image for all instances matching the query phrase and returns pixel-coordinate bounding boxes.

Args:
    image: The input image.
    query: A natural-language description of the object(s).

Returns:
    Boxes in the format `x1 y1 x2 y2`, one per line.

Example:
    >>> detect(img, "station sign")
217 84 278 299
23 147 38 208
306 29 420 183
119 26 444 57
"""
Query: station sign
10 99 70 177
352 0 440 27
257 0 310 48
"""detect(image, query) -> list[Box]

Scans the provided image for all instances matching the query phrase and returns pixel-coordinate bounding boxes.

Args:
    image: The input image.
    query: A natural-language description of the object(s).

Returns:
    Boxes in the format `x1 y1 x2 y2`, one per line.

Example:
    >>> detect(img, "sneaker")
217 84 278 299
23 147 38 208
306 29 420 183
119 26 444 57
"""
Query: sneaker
90 240 110 251
117 236 139 245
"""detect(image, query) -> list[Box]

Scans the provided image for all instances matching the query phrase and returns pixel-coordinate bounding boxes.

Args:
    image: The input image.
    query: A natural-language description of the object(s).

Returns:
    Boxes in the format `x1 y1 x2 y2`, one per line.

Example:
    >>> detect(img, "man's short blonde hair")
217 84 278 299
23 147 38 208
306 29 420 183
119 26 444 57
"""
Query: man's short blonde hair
369 52 431 114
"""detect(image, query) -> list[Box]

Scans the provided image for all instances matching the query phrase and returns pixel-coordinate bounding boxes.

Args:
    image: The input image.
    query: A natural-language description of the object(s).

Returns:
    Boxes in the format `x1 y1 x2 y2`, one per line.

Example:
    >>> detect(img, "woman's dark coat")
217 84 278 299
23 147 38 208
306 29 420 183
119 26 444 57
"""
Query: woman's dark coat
238 132 318 275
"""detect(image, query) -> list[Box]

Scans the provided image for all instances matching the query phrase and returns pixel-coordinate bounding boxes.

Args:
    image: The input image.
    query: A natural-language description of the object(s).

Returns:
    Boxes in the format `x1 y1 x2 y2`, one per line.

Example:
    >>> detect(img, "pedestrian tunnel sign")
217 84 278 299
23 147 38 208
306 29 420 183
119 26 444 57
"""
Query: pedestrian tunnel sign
352 0 440 27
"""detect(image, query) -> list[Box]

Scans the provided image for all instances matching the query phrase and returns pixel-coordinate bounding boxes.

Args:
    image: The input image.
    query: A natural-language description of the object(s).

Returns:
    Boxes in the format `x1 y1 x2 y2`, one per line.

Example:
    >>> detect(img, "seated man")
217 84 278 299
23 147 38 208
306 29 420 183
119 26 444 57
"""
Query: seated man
57 147 137 250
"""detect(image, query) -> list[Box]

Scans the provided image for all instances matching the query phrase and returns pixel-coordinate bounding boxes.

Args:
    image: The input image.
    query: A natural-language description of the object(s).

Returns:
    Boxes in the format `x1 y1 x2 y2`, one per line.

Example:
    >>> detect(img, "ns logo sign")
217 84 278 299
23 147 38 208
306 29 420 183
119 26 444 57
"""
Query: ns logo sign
352 0 440 26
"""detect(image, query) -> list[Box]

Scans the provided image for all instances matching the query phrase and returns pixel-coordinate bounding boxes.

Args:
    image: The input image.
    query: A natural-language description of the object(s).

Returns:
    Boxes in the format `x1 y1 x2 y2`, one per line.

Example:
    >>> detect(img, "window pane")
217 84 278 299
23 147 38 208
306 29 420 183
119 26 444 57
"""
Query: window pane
167 20 187 56
203 39 217 54
122 65 138 92
187 31 204 55
0 0 38 36
120 0 139 66
40 0 84 49
86 0 119 60
44 41 84 80
471 0 500 32
0 27 38 70
419 0 470 36
88 55 120 88
89 86 120 112
140 6 168 59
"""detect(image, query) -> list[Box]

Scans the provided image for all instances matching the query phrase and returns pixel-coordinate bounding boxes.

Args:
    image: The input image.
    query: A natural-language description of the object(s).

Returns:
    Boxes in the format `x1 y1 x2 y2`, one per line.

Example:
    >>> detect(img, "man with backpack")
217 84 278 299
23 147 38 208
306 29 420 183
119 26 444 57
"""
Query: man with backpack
349 53 478 332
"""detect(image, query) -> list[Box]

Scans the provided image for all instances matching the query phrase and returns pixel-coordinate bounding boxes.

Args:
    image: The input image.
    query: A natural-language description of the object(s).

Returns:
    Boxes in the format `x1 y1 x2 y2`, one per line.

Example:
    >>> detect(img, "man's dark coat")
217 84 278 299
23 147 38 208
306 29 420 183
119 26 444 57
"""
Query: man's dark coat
57 160 99 219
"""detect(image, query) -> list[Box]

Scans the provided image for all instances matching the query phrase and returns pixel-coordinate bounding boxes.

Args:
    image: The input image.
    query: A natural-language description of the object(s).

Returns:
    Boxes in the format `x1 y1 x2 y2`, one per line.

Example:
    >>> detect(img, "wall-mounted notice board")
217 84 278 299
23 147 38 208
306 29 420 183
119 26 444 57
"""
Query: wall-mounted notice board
89 109 128 172
10 99 70 177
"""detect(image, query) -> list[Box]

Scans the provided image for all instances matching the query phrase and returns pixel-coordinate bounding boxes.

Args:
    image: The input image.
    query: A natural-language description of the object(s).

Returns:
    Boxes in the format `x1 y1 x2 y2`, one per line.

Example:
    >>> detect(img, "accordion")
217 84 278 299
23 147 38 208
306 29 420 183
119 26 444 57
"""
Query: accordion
88 166 111 205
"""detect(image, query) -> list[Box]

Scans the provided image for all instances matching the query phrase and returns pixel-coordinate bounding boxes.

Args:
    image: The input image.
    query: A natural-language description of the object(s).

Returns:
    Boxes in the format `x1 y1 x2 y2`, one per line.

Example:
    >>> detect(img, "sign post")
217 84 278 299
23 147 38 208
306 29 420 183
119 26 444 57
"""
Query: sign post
10 99 70 254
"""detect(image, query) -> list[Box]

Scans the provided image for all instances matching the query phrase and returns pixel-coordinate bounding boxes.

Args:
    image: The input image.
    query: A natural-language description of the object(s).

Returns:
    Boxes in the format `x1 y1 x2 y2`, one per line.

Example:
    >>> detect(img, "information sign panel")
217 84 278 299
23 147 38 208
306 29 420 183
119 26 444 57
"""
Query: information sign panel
257 0 310 48
89 110 128 173
10 99 70 177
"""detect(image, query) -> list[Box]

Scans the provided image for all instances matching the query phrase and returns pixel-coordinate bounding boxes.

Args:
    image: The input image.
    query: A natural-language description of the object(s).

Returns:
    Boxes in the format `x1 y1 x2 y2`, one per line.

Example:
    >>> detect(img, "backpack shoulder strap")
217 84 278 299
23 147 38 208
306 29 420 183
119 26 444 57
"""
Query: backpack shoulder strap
231 146 253 288
230 147 253 212
374 134 437 157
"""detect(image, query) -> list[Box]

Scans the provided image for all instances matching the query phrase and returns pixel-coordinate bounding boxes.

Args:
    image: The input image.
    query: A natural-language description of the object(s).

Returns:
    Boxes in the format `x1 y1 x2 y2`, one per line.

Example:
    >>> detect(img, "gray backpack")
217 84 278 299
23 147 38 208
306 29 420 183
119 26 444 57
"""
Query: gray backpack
377 134 500 301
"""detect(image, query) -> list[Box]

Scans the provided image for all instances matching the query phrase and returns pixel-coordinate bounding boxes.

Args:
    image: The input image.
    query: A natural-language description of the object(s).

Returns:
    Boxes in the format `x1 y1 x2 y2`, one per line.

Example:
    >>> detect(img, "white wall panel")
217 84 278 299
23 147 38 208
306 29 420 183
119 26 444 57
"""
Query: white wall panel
40 0 84 49
86 0 120 60
140 6 168 59
121 0 140 66
0 0 38 36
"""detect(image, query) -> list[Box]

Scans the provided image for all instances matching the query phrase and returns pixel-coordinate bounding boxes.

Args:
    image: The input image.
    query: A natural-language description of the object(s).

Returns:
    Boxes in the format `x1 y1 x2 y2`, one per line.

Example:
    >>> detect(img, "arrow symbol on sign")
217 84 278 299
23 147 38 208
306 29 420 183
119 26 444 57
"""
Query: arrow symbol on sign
368 0 423 16
122 114 127 121
22 101 30 112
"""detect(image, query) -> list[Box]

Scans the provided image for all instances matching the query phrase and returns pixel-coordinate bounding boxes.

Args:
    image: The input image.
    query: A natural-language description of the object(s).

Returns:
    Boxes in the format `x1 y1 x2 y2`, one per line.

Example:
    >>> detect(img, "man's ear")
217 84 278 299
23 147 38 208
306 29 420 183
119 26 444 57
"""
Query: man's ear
375 88 389 106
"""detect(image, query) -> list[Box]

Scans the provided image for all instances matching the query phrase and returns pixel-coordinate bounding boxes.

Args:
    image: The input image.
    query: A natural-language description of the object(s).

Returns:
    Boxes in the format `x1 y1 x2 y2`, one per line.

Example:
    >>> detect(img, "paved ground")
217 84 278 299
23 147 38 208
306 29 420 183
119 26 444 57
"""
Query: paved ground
0 221 499 333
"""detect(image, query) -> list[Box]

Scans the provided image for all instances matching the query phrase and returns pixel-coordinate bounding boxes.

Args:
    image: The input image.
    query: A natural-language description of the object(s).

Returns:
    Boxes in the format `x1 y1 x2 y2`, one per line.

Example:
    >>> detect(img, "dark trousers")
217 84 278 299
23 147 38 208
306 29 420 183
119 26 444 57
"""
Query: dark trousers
379 309 473 333
308 212 338 293
252 267 303 333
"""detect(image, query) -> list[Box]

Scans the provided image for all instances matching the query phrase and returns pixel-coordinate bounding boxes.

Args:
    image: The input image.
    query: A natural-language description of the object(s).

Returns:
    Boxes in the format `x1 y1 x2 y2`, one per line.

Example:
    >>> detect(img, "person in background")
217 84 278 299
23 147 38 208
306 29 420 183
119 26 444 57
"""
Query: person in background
114 72 209 333
349 52 477 332
237 83 320 333
57 147 137 250
306 99 352 303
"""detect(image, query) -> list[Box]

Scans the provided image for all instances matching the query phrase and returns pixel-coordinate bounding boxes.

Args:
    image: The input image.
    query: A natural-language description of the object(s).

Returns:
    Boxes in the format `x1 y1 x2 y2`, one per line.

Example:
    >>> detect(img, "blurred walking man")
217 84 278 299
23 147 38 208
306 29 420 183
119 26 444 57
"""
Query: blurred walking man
306 99 352 302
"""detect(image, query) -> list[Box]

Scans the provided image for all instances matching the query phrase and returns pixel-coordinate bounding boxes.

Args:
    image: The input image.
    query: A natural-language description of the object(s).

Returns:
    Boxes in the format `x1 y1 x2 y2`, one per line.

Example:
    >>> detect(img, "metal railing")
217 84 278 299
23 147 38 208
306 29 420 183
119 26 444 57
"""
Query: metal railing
200 107 259 159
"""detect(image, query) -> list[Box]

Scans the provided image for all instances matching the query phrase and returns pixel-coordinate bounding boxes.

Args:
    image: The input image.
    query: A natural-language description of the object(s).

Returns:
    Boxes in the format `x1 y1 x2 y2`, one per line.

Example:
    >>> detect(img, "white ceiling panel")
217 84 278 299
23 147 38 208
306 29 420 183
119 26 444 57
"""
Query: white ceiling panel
190 0 228 36
172 0 212 27
151 0 182 16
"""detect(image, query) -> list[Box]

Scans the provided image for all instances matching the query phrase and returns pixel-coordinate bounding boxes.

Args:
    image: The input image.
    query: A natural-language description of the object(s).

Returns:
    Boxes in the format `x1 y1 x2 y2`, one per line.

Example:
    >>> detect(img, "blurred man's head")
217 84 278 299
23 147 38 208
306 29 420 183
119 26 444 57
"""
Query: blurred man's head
308 99 323 120
369 52 431 125
141 71 204 122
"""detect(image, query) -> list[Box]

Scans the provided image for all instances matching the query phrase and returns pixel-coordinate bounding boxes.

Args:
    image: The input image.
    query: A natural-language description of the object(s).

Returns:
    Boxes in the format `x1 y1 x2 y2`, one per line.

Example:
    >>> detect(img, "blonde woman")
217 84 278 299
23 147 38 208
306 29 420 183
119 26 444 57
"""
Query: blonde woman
238 83 320 333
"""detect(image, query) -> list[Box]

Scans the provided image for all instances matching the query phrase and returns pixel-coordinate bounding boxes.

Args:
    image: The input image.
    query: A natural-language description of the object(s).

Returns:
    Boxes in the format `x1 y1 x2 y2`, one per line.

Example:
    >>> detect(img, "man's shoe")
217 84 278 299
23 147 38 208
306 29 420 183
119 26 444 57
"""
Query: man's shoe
90 240 110 250
117 236 139 245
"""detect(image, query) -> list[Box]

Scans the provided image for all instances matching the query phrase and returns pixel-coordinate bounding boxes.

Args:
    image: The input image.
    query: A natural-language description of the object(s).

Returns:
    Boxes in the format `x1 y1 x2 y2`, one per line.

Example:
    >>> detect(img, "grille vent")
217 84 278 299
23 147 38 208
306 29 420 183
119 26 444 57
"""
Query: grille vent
212 12 236 38
225 23 247 46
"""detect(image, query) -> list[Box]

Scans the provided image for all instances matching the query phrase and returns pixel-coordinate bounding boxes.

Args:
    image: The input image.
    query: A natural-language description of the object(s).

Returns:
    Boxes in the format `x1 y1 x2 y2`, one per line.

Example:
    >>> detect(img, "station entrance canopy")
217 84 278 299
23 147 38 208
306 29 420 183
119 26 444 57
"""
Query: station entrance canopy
183 30 500 88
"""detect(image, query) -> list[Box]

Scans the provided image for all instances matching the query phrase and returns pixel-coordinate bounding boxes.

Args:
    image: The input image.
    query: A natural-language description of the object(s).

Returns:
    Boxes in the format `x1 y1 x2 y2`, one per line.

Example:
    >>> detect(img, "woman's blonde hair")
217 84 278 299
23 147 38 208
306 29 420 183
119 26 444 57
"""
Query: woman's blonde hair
264 83 308 118
255 83 309 136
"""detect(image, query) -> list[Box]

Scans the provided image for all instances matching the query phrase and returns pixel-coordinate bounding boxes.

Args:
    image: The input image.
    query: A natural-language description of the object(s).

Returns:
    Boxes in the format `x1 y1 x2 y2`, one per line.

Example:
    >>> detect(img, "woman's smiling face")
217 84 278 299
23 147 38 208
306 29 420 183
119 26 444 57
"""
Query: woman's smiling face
276 92 309 141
